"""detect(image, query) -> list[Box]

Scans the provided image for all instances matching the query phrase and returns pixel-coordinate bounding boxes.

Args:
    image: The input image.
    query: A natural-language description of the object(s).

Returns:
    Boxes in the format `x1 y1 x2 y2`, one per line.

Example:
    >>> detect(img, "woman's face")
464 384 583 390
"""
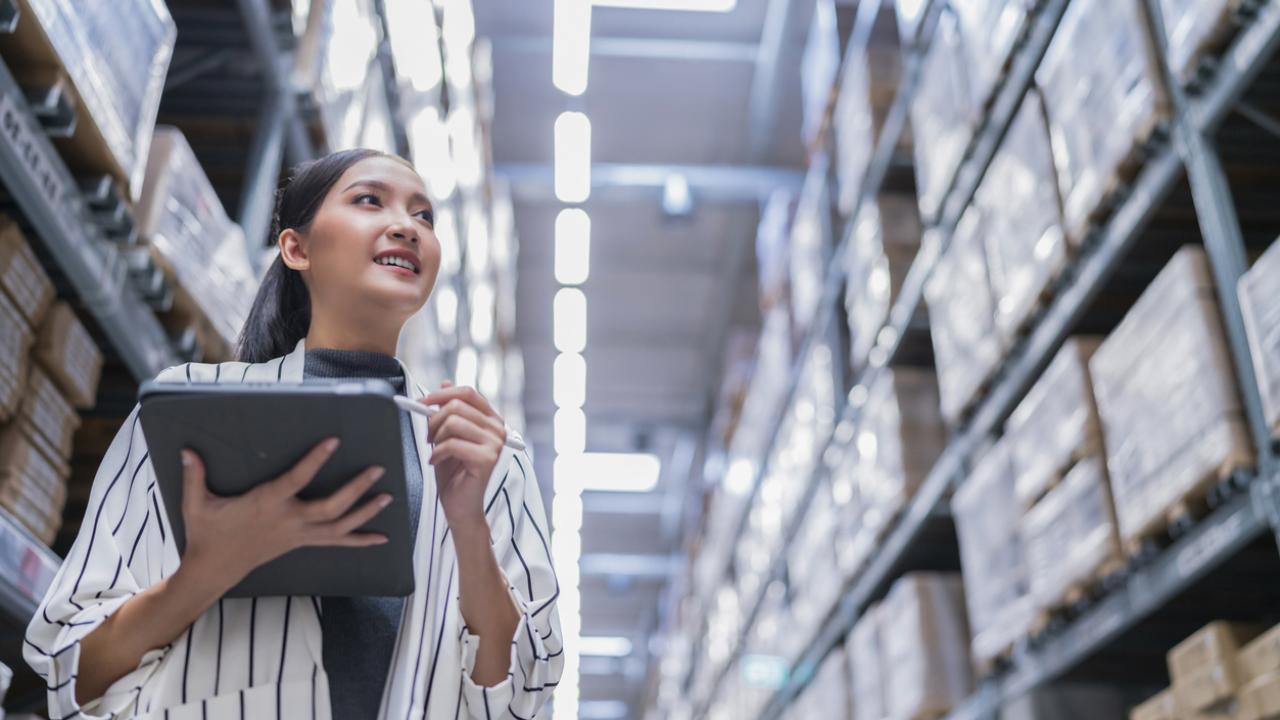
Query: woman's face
287 156 443 325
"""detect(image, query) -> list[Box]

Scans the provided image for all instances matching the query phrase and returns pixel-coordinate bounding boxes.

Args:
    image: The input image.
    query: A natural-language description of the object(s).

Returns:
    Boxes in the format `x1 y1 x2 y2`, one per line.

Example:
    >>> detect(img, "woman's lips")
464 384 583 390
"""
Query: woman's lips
375 262 418 277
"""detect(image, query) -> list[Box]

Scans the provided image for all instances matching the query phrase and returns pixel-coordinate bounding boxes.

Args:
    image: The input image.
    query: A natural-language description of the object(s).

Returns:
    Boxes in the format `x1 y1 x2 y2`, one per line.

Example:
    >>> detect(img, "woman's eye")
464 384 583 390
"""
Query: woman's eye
416 209 435 226
354 193 381 206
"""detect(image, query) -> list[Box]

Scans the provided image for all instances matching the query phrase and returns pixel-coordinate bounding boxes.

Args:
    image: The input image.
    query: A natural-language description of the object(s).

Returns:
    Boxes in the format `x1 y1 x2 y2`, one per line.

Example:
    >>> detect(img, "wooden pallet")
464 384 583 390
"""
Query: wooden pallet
1066 109 1172 245
1122 455 1253 560
973 640 1017 680
1183 0 1258 91
1028 553 1127 642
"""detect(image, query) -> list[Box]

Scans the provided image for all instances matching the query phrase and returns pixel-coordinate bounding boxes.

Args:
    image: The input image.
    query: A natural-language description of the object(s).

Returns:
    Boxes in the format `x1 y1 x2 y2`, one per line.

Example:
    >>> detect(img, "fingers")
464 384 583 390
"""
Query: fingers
303 465 386 522
331 494 394 536
429 410 503 450
269 437 341 498
427 398 504 441
429 438 497 467
422 384 499 420
180 449 209 516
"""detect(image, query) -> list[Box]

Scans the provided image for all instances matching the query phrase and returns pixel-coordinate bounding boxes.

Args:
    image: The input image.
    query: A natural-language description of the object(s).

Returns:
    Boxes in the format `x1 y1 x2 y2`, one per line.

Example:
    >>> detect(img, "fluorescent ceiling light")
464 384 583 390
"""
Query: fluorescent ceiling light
593 0 736 10
553 0 591 95
663 173 693 216
579 637 633 658
555 208 591 284
555 407 587 455
553 352 587 409
557 452 661 493
555 112 592 203
554 287 588 354
579 700 629 720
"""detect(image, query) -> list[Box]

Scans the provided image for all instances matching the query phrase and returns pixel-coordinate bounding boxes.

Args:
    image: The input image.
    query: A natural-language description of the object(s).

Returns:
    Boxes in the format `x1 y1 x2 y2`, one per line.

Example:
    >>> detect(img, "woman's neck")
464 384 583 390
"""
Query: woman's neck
304 308 401 356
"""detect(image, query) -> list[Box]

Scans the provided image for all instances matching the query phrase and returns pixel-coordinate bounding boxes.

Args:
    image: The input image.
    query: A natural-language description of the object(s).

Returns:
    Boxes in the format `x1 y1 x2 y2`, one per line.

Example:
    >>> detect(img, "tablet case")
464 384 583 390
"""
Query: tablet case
137 378 416 598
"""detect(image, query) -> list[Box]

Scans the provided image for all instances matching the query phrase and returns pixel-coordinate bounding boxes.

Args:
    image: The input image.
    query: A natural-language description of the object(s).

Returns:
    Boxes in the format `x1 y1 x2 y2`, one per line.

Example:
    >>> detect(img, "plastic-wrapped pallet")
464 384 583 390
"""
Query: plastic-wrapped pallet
787 478 843 648
953 0 1035 108
1021 457 1123 613
1091 246 1255 548
910 4 979 219
952 438 1034 667
1037 0 1168 242
846 604 888 720
852 368 946 541
2 0 175 198
1158 0 1245 85
834 40 907 217
925 208 1004 424
831 443 875 581
137 127 259 360
0 292 33 422
790 156 834 340
844 195 921 370
0 218 55 330
975 90 1069 342
881 572 973 719
1239 235 1280 439
33 302 102 410
1005 337 1105 509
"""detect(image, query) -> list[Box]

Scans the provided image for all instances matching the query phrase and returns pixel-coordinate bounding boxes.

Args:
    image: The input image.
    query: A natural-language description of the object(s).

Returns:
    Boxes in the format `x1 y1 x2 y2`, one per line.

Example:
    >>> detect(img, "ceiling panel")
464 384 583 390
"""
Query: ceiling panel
581 511 671 555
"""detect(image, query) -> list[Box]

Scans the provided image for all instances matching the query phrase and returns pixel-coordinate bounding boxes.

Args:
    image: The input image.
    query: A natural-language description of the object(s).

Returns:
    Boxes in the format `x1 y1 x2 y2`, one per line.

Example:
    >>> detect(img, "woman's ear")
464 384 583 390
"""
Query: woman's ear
278 228 310 271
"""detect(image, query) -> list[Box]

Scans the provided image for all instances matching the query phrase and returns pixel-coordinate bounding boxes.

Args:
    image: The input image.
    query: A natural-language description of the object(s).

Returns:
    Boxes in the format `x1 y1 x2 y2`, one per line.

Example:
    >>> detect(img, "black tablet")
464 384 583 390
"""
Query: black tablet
137 378 415 598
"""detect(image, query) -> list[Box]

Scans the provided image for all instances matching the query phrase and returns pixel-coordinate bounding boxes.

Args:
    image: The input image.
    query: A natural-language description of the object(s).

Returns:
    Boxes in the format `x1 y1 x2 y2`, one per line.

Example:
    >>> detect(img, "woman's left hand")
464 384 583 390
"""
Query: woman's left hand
423 381 508 532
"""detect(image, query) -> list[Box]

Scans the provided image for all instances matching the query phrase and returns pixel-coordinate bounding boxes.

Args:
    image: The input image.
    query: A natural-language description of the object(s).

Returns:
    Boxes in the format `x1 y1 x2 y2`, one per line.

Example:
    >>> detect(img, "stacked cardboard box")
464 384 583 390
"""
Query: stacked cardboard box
844 195 922 371
0 421 69 546
788 644 851 720
952 438 1034 667
34 301 103 409
1037 0 1169 242
925 207 1005 424
1131 621 1280 720
0 292 34 422
974 90 1069 342
1238 235 1280 438
786 477 843 653
1020 457 1123 614
849 368 946 543
0 0 176 198
1239 624 1280 720
880 572 973 719
1090 247 1255 549
846 604 888 720
1005 337 1106 509
137 127 259 362
909 3 979 219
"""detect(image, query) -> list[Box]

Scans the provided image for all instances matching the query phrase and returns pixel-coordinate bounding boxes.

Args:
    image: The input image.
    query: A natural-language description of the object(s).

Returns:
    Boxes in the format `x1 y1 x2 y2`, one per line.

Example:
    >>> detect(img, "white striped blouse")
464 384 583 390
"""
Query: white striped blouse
24 338 563 719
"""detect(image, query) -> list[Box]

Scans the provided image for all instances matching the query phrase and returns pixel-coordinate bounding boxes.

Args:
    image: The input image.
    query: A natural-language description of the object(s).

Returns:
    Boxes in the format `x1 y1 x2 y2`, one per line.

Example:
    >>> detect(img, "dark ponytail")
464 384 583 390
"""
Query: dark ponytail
235 148 395 363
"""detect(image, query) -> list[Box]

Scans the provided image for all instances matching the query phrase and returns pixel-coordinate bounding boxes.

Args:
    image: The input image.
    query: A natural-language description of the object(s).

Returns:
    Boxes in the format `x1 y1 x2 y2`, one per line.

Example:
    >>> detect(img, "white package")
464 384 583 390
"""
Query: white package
881 572 973 719
953 0 1035 107
847 604 887 720
910 4 979 219
1239 235 1280 437
1158 0 1243 84
844 195 921 371
834 42 907 217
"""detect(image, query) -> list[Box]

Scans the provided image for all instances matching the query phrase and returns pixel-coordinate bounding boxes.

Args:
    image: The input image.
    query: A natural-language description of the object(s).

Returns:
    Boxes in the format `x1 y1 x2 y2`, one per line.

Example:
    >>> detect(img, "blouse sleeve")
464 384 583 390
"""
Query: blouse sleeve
24 365 187 718
458 448 564 720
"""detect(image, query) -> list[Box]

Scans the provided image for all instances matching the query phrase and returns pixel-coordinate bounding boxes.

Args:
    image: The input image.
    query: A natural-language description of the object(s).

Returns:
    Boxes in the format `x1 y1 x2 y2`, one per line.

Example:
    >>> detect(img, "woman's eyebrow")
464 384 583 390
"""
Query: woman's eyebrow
342 179 431 208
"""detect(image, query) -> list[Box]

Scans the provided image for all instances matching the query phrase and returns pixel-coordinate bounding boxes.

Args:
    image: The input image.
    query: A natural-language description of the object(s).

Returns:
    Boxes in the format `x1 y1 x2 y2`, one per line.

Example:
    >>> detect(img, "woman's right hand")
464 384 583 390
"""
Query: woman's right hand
178 437 391 594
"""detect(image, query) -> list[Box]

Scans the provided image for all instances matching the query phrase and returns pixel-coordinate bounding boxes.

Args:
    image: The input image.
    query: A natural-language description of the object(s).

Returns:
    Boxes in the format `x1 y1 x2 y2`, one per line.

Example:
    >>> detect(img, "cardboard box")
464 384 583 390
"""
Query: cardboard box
18 365 80 462
834 42 910 217
33 301 103 409
954 437 1034 665
953 0 1035 108
1091 247 1256 545
0 217 54 329
0 422 69 546
1238 672 1280 720
881 573 973 720
1131 689 1177 720
1242 625 1280 682
910 4 979 218
1171 622 1264 682
1239 236 1280 436
1022 456 1123 614
0 291 34 422
1007 337 1105 509
844 195 921 370
1159 0 1247 84
847 604 887 720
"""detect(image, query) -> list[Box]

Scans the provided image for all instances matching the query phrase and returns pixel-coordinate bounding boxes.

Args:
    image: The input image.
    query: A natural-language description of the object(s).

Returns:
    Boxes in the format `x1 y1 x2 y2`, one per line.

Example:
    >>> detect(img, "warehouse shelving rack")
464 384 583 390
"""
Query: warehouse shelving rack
676 0 1280 718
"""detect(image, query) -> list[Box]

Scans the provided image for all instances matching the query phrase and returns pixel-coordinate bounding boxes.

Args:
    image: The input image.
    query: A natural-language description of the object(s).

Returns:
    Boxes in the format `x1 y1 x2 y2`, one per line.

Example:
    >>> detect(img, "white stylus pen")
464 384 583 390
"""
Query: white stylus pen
392 395 527 452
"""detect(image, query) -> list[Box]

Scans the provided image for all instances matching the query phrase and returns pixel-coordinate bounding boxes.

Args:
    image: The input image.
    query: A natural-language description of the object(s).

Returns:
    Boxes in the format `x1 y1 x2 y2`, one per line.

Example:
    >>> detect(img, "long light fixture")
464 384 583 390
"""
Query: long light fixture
555 112 592 203
557 452 662 493
553 0 591 95
553 352 587 409
593 0 736 11
579 636 634 658
555 208 591 285
555 407 587 455
554 287 588 354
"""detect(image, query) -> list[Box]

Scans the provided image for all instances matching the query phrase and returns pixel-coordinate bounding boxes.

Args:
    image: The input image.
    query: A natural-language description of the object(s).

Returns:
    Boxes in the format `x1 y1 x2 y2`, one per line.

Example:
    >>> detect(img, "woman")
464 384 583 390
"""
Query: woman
25 149 562 719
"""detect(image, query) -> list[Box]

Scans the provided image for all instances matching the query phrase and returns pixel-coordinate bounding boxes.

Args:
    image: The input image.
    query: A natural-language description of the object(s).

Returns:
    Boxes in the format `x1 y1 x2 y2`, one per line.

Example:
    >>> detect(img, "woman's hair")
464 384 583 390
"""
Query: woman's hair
236 148 403 363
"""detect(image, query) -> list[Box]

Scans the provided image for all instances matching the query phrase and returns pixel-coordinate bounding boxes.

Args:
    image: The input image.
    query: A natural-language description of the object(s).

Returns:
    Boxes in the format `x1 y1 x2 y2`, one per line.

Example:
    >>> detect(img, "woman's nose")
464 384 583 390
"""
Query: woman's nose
391 227 418 244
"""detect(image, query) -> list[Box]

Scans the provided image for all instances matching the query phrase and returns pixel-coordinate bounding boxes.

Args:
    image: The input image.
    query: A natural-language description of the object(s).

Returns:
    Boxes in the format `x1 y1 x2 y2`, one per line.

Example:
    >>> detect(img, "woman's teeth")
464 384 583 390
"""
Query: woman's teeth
375 256 417 273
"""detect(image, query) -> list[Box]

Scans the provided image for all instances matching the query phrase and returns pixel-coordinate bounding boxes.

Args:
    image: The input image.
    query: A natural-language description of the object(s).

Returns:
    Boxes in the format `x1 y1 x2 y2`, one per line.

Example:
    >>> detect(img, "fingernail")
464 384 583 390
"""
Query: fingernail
379 494 393 508
181 450 192 467
325 437 340 452
375 536 389 545
370 466 386 480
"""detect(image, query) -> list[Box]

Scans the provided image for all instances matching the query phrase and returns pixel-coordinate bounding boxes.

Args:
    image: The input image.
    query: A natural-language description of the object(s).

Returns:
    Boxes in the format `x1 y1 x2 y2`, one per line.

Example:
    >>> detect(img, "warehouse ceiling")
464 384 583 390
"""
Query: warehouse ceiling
477 1 816 716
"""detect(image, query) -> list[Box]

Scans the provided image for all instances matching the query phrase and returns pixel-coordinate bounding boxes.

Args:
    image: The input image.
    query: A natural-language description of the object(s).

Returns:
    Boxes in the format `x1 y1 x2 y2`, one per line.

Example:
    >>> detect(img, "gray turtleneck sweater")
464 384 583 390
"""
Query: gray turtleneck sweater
303 348 424 719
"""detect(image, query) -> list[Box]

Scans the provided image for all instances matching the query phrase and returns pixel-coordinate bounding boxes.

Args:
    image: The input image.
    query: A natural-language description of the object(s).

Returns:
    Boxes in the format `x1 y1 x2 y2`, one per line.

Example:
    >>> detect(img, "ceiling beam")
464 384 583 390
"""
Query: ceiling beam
492 34 758 63
497 162 804 204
